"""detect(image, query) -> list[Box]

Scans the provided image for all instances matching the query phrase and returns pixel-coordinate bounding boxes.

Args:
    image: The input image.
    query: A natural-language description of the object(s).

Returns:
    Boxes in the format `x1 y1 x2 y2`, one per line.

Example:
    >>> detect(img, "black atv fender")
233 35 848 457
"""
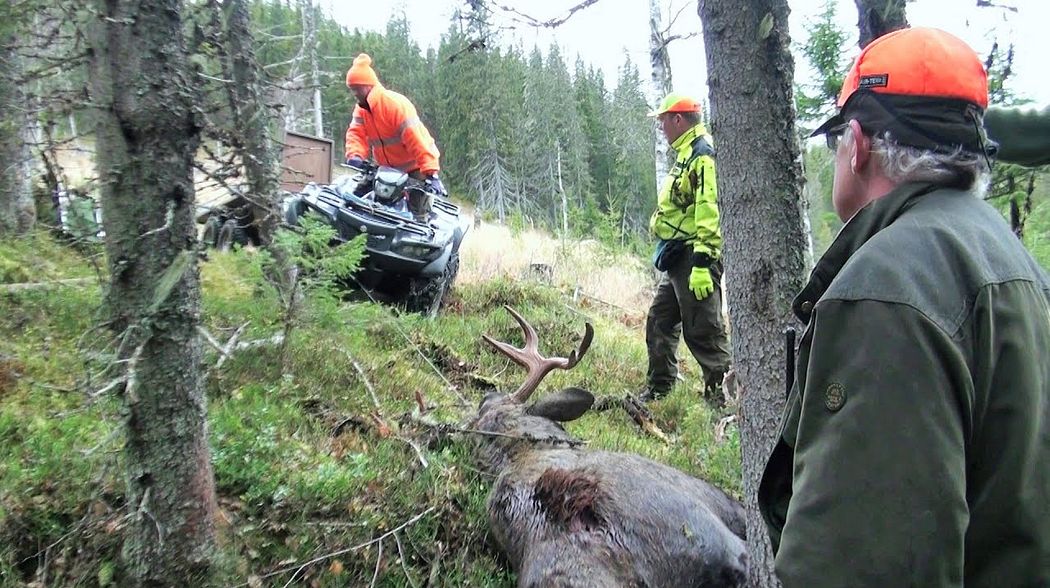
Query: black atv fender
419 245 451 277
419 220 470 277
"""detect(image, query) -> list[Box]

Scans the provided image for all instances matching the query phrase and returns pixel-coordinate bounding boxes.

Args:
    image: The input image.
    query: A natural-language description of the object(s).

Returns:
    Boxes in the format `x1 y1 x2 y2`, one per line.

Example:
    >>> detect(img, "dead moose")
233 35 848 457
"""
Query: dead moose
473 306 747 588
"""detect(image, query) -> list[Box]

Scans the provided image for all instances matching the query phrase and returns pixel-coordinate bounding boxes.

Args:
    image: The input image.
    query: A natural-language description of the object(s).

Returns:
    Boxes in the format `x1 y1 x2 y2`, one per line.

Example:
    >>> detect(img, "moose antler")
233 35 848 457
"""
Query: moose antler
482 305 594 402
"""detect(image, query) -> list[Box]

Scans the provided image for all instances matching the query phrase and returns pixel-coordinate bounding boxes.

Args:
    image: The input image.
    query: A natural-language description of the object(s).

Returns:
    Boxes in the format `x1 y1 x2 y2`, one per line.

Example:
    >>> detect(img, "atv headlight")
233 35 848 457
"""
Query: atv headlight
395 243 437 258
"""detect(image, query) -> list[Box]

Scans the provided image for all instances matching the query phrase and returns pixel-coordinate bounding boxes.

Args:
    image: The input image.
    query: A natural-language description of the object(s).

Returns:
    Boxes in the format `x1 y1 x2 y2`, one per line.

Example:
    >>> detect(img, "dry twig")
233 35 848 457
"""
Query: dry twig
241 506 438 587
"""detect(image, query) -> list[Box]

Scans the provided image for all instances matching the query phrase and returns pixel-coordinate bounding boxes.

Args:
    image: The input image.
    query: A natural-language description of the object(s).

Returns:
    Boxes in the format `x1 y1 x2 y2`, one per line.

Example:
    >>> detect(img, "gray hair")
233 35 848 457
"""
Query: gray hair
842 127 990 198
679 111 702 126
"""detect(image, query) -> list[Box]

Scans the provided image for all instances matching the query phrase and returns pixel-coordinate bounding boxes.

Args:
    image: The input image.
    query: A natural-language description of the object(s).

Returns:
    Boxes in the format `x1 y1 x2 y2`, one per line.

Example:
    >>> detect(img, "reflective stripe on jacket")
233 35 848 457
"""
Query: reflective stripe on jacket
649 123 721 259
344 83 440 174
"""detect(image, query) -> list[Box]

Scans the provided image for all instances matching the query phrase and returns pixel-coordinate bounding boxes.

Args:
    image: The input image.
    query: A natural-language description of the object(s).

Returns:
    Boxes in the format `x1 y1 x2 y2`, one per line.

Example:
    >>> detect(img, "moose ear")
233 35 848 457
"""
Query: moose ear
525 387 595 422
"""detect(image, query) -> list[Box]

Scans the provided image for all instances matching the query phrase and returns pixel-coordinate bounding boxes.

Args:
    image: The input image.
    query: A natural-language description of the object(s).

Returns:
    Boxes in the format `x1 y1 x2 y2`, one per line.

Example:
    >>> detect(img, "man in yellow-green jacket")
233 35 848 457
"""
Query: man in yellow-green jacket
641 93 731 404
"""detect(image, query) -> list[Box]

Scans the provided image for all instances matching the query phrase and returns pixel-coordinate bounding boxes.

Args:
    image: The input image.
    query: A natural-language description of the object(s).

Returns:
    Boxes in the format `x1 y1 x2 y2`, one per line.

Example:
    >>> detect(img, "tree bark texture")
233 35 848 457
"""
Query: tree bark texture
697 0 810 586
300 0 324 137
223 0 283 246
0 20 37 236
649 0 674 190
853 0 910 48
87 0 217 583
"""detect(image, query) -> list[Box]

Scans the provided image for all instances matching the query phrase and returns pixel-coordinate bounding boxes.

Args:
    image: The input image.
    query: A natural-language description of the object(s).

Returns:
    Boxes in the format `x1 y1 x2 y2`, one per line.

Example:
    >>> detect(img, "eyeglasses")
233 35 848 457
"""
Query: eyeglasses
825 123 848 150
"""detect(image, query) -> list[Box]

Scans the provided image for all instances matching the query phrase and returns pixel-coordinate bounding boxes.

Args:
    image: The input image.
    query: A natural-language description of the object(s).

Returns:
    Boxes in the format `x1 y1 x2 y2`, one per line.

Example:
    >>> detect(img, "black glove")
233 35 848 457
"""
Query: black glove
345 155 365 168
426 175 447 196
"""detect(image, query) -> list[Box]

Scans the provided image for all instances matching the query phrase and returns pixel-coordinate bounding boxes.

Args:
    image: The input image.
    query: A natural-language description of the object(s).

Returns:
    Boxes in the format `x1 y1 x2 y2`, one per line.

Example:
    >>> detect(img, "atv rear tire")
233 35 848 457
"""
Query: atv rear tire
201 216 221 248
215 219 237 252
406 251 459 317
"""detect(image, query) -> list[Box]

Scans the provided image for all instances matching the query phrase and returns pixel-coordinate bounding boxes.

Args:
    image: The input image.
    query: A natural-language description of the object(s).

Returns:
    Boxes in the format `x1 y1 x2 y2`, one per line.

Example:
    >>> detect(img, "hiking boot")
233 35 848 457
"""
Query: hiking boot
702 369 728 408
637 385 671 403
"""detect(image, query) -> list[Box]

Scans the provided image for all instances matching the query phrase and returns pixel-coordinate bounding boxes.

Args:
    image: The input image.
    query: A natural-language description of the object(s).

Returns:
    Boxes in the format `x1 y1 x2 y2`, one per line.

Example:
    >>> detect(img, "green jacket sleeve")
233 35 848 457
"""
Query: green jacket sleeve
690 154 721 259
776 299 969 587
985 105 1050 167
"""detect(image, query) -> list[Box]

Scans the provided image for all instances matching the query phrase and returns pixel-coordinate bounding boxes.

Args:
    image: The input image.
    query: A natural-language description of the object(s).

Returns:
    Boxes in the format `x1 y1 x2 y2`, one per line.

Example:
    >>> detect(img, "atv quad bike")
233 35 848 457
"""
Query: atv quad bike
282 162 469 316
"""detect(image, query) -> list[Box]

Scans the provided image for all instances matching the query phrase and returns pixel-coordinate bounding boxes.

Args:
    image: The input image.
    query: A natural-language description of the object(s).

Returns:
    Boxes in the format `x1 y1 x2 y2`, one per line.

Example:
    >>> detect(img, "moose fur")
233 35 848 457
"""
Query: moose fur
474 307 747 588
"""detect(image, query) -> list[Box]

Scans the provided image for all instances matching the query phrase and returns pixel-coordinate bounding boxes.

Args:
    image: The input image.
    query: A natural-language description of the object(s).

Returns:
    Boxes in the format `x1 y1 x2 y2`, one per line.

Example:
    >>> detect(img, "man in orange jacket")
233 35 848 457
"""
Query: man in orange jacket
344 53 445 196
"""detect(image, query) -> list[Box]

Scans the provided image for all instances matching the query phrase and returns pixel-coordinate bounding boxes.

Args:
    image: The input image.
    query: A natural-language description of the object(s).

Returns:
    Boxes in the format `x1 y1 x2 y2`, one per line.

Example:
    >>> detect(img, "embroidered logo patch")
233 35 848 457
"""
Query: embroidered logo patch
858 74 889 89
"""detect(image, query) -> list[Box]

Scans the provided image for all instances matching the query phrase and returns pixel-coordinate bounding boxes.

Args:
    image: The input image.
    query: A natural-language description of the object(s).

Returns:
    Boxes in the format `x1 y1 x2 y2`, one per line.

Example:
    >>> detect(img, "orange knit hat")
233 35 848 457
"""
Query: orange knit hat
346 53 379 87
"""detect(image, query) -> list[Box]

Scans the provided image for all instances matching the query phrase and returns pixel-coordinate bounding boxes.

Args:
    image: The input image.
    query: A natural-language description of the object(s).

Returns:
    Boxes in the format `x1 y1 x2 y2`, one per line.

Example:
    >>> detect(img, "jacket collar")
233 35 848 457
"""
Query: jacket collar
361 82 387 111
670 122 709 152
792 181 941 322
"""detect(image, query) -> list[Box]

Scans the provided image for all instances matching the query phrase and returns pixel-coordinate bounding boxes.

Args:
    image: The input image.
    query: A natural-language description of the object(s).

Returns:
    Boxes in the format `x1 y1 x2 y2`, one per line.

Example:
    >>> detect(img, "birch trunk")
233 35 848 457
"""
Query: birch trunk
649 0 674 191
0 22 35 236
301 0 324 137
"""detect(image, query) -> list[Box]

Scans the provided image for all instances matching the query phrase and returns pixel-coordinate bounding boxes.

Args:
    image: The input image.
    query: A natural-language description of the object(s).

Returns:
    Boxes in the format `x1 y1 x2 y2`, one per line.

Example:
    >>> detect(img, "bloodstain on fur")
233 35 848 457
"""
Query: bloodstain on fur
532 467 607 532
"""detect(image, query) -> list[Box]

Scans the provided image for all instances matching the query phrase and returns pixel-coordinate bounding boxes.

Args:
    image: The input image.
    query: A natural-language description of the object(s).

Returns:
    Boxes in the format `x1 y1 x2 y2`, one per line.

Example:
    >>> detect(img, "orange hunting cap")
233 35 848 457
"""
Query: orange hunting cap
812 27 992 155
647 93 702 117
346 53 379 87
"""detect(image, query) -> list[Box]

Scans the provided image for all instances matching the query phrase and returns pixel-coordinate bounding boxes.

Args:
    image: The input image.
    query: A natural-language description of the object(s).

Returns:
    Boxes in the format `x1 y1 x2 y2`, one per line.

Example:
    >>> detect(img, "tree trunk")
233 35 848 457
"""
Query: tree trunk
698 0 810 586
300 0 324 137
223 0 283 246
0 20 36 236
649 0 674 190
853 0 909 48
557 144 568 240
87 0 217 583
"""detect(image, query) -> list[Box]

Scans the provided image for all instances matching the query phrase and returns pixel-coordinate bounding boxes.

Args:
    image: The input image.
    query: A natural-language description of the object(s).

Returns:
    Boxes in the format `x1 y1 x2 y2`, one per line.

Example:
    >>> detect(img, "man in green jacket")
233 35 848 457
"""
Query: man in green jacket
641 94 730 405
760 27 1050 586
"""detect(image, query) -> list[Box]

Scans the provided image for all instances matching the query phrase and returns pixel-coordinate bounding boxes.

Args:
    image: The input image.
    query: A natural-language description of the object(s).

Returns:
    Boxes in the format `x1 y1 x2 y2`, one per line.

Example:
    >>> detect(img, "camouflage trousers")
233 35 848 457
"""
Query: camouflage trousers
645 251 731 399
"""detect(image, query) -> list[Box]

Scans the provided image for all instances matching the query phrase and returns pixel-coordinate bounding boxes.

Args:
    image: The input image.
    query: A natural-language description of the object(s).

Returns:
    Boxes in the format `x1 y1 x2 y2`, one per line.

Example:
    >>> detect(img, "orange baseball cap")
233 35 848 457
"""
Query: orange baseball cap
812 27 992 155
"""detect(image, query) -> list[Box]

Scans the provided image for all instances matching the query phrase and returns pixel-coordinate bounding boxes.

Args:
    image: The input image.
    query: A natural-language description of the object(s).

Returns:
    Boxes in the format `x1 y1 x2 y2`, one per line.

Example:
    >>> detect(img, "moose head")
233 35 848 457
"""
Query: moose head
471 305 595 470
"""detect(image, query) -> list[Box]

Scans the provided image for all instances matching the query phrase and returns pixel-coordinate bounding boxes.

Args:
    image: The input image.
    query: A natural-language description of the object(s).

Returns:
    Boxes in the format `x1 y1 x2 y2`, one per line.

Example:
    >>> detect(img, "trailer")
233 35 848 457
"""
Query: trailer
197 130 334 249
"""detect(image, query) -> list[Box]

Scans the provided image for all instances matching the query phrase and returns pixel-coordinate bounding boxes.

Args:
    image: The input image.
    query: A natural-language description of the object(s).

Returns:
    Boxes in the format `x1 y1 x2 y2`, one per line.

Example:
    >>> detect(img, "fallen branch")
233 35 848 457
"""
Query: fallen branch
396 434 429 469
197 326 229 358
622 396 672 444
571 286 633 314
343 349 381 412
216 322 249 369
369 537 383 588
715 415 738 444
88 375 127 399
0 278 94 293
426 542 444 587
232 334 284 352
593 395 671 444
393 531 419 588
243 506 438 587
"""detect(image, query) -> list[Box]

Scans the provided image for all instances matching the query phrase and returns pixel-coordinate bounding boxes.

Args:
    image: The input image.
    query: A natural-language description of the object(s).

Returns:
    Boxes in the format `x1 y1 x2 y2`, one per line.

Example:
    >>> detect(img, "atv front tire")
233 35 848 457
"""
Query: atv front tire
406 251 459 317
